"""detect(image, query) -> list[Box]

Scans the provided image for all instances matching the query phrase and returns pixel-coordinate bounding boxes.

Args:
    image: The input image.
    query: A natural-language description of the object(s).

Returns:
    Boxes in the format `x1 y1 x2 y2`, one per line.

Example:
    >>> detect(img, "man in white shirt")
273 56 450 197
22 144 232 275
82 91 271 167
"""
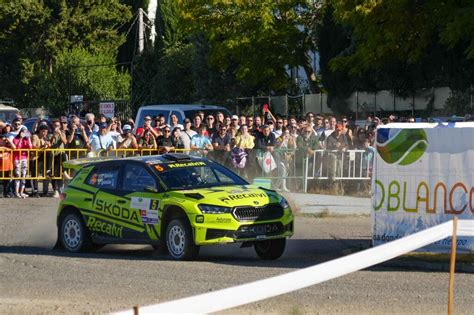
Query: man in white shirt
88 122 115 155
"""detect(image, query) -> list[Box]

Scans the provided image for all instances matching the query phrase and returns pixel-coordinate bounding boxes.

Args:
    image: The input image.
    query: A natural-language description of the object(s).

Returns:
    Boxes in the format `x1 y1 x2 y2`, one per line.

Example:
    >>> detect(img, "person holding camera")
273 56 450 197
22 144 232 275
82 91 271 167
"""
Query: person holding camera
66 115 89 158
118 124 139 157
11 127 32 198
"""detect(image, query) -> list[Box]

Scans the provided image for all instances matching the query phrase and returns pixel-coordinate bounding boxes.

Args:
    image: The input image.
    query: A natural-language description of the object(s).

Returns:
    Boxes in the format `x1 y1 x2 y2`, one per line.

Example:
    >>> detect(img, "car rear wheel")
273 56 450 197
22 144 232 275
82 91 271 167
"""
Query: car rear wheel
60 213 92 252
254 238 286 260
166 218 199 260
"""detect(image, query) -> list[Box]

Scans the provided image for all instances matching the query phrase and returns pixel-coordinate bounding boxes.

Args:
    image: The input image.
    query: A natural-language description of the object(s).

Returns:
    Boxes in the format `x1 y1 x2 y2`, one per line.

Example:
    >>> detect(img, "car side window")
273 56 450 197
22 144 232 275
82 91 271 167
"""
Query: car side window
122 164 157 192
86 167 120 189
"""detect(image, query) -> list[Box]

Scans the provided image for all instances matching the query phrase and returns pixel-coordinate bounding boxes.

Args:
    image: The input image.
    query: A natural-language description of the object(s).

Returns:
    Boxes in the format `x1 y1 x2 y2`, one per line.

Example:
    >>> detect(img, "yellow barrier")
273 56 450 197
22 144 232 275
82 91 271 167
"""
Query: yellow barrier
0 148 191 180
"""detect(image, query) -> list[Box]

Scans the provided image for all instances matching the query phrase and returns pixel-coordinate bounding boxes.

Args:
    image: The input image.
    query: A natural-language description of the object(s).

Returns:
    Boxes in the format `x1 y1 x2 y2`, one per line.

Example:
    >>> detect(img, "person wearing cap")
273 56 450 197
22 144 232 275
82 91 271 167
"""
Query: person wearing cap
136 115 159 137
88 122 115 155
11 126 32 198
118 124 139 150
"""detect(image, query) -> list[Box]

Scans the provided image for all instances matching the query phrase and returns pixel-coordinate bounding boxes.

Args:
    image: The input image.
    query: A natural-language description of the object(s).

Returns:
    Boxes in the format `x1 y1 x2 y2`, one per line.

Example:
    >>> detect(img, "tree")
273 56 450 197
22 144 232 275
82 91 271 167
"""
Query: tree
0 0 131 106
330 0 474 89
177 0 321 93
36 48 130 116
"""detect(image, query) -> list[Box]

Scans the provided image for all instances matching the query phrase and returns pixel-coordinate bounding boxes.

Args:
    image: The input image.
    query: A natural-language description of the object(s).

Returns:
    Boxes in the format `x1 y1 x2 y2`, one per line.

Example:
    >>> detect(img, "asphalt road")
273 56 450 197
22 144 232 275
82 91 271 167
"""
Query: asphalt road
0 197 473 314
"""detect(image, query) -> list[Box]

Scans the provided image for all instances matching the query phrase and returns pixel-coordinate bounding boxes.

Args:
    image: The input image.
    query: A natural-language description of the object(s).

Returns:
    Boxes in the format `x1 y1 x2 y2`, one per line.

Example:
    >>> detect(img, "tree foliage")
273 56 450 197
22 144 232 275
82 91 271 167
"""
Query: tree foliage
0 0 131 107
177 0 320 93
36 48 130 116
330 0 474 81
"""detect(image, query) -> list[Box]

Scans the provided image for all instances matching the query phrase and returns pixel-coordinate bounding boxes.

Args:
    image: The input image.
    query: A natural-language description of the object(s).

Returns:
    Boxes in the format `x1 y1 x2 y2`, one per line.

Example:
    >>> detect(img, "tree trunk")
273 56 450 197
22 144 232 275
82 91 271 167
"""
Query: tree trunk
301 52 320 94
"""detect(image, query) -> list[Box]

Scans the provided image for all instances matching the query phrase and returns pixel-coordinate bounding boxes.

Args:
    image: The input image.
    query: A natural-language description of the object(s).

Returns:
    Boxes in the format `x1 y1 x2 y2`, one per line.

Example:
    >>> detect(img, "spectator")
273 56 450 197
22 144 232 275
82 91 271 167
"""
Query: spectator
190 126 213 157
118 124 138 151
156 126 174 154
296 125 321 186
361 138 375 177
230 115 240 132
109 118 123 144
314 116 325 137
11 127 32 198
48 119 68 197
169 114 183 131
0 129 14 198
89 123 115 156
246 116 254 130
170 127 185 151
211 124 232 165
224 116 231 129
192 114 204 132
205 114 217 138
66 115 89 158
138 128 157 150
216 111 225 125
273 117 284 138
341 117 353 148
326 124 348 180
136 115 159 137
274 127 296 192
30 124 51 197
7 119 23 141
255 125 276 174
233 124 254 179
180 118 196 151
306 112 316 129
84 113 97 136
239 115 247 127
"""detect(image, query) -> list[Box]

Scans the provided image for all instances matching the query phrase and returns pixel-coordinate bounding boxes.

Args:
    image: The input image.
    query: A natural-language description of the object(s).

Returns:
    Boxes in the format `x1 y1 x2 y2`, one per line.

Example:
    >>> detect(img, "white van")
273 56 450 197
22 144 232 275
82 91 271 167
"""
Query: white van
134 104 232 127
0 104 20 122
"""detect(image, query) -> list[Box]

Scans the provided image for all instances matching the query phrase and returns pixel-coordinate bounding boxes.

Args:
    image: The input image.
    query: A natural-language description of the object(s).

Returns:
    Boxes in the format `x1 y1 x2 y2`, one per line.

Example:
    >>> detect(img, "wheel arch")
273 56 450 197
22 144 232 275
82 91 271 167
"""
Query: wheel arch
161 205 189 238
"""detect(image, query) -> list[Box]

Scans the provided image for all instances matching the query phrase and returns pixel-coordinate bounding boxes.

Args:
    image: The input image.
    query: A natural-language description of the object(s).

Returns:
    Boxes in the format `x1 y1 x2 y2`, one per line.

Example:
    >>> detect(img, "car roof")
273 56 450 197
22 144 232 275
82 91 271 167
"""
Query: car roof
66 153 208 170
138 104 228 111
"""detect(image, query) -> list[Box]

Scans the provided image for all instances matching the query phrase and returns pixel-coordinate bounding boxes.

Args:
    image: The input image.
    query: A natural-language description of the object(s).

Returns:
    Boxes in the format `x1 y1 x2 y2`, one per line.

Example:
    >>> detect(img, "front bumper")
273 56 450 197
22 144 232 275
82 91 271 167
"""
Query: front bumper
191 211 294 245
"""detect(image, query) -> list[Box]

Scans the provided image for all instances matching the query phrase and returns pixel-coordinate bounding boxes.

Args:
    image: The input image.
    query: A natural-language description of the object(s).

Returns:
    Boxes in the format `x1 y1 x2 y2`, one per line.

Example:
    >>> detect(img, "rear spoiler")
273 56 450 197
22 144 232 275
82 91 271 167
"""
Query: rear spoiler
63 156 117 171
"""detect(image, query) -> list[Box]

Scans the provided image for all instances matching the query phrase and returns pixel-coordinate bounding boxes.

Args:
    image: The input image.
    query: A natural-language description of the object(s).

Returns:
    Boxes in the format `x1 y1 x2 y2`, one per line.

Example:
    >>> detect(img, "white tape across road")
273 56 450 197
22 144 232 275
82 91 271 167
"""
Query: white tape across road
113 220 473 314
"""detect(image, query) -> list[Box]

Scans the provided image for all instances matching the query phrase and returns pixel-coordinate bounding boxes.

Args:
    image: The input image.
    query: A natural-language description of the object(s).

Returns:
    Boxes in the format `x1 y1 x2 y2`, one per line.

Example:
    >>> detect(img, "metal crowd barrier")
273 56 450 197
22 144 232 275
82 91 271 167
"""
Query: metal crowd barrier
304 149 373 192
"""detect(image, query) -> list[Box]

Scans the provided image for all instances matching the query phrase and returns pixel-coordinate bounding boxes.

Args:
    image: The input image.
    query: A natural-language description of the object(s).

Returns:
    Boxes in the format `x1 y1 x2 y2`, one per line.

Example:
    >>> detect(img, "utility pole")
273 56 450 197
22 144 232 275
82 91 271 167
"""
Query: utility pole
138 8 144 54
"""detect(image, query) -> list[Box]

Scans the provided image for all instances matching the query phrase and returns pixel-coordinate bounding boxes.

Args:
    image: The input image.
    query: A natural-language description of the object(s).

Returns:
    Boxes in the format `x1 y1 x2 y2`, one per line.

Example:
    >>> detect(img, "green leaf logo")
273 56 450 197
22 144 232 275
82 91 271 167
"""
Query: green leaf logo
376 129 428 165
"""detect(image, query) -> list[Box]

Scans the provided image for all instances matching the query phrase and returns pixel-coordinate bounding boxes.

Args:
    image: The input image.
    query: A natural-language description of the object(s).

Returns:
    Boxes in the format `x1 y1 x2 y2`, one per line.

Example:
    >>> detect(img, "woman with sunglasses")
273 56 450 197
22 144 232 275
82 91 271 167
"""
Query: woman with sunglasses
11 127 32 198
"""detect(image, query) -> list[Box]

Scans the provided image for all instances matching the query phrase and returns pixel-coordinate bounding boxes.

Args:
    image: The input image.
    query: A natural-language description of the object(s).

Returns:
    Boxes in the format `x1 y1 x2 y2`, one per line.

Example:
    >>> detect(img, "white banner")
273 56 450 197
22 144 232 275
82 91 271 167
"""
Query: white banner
99 102 115 118
372 122 474 253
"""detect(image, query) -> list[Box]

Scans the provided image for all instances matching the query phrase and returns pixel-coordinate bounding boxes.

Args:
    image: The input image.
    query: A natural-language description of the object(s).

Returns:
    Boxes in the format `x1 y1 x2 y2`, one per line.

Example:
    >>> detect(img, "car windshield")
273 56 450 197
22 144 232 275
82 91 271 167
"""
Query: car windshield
153 161 248 190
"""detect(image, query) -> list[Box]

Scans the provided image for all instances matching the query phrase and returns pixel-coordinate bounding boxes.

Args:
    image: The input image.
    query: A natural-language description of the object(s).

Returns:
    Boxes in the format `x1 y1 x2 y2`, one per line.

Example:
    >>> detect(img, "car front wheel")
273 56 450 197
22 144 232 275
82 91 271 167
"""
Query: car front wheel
166 218 199 260
254 238 286 260
60 213 92 252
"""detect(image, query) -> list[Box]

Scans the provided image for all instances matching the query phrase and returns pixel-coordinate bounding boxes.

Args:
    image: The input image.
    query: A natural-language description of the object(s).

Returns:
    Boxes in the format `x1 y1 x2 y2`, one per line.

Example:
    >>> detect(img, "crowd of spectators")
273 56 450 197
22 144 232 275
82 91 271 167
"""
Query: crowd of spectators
2 110 472 197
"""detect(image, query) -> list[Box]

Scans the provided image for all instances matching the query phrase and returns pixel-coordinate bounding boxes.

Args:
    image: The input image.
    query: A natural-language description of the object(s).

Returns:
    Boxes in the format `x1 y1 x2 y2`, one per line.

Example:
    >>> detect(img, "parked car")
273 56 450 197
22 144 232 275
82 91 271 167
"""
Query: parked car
134 104 232 127
0 104 20 122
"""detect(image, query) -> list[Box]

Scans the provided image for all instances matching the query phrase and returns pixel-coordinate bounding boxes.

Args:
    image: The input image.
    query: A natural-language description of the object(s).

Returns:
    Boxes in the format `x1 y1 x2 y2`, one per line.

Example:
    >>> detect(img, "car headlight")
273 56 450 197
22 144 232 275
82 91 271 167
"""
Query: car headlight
279 197 290 209
198 204 233 214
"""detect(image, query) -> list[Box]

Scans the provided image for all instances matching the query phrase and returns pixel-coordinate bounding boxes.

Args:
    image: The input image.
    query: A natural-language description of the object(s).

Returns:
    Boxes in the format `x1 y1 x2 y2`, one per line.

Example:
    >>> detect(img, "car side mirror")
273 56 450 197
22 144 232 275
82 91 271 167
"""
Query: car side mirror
144 186 158 193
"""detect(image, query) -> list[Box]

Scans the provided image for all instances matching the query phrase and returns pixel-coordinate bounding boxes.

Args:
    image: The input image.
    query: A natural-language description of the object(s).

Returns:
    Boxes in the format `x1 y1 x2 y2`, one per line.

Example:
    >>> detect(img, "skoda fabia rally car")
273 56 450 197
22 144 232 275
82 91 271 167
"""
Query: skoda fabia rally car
56 153 294 260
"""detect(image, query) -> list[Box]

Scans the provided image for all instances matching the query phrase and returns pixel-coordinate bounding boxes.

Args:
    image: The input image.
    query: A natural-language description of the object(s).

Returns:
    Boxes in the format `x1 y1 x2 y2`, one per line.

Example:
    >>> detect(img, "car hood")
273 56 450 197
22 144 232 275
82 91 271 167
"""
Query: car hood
173 185 281 207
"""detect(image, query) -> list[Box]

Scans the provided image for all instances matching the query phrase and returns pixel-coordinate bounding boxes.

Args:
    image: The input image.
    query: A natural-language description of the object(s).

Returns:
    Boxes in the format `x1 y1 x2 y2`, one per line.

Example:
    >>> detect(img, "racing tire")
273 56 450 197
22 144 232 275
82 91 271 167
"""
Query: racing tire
60 213 93 253
166 218 199 260
254 238 286 260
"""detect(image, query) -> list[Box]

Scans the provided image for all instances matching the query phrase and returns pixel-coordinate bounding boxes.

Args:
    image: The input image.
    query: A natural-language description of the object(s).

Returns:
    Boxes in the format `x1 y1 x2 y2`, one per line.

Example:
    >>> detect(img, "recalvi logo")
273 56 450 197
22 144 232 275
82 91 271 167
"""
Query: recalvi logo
374 179 474 214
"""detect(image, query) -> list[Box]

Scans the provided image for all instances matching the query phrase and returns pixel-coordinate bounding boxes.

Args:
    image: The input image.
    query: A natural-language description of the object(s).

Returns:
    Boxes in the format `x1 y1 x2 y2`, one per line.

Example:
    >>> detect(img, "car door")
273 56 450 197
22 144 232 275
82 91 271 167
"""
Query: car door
82 164 125 239
118 162 163 243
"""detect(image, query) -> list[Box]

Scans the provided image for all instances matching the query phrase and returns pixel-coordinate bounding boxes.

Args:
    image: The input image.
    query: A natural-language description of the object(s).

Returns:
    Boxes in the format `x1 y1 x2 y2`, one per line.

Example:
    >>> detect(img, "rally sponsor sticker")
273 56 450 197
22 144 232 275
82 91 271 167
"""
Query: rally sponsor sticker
140 209 159 224
131 197 150 209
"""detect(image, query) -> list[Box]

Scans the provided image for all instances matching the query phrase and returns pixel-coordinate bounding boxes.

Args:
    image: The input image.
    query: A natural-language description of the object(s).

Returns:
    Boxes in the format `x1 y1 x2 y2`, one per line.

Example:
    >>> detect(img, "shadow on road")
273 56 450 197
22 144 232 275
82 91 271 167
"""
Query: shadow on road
0 238 374 270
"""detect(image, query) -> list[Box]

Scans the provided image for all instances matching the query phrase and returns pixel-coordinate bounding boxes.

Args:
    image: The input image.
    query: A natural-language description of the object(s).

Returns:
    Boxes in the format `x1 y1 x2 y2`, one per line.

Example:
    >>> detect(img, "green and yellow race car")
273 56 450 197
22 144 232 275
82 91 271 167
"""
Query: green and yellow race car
56 153 294 260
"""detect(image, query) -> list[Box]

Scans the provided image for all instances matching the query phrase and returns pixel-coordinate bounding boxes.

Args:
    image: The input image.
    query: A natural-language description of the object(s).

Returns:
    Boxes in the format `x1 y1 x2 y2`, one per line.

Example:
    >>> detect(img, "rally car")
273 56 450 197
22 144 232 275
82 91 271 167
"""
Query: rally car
56 153 294 260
